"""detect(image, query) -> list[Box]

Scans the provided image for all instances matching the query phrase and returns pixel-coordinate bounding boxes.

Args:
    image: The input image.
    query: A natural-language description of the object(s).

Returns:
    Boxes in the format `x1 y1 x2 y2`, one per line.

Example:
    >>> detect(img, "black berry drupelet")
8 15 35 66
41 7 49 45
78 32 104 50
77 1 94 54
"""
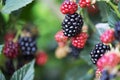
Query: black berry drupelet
19 37 37 55
90 43 110 64
114 21 120 41
69 44 81 58
62 13 83 37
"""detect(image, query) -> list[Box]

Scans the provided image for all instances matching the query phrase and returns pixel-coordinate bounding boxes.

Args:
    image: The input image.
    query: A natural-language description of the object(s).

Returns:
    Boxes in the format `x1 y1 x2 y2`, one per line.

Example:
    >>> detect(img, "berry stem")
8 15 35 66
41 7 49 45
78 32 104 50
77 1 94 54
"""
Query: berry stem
13 27 22 42
106 1 120 18
82 9 96 34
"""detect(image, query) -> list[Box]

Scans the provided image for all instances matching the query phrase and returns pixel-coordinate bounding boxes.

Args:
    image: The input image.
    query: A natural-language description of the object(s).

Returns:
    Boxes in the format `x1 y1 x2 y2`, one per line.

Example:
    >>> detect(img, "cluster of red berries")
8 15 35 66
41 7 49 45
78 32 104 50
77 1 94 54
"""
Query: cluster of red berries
55 28 88 58
60 0 92 15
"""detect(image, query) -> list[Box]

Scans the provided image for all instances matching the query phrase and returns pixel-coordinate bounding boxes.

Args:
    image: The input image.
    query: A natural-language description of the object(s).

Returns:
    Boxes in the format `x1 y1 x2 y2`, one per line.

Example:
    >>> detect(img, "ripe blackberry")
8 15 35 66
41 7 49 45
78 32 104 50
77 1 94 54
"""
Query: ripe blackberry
62 13 83 37
60 0 78 14
100 69 109 80
3 41 19 58
100 69 116 80
5 59 15 75
90 43 110 64
19 37 37 55
114 21 120 41
69 44 81 58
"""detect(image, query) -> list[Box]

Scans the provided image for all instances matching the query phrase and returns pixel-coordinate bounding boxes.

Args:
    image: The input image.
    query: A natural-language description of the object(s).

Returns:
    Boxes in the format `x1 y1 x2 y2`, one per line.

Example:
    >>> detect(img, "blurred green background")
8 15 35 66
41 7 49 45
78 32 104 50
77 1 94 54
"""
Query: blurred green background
0 0 95 80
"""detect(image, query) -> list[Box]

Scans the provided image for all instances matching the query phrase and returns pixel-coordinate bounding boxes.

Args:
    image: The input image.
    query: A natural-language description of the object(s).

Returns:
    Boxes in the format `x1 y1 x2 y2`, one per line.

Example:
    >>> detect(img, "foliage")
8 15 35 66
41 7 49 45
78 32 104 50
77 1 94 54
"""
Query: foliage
0 0 120 80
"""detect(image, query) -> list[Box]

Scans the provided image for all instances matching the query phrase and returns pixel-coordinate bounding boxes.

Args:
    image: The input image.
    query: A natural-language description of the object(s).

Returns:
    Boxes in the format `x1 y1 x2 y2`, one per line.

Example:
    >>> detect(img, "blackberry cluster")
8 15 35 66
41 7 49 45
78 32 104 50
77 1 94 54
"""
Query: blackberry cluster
90 43 110 64
69 44 81 58
62 13 83 37
3 41 19 58
19 37 37 55
114 21 120 41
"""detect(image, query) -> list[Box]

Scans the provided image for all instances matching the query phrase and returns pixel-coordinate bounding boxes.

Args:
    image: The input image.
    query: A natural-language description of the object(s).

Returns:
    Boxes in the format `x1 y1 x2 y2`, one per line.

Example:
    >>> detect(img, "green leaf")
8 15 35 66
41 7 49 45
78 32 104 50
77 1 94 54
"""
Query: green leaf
0 71 6 80
1 0 33 14
0 45 3 54
98 2 110 22
11 60 35 80
64 61 93 80
108 10 120 28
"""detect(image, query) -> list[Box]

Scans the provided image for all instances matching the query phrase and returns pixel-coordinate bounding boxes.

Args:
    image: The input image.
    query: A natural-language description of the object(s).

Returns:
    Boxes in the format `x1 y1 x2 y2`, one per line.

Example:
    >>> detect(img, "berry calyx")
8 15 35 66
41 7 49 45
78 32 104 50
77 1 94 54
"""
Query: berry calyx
60 0 78 14
100 29 115 43
72 32 88 48
36 51 48 66
79 0 91 8
90 43 110 64
3 41 19 58
62 13 84 37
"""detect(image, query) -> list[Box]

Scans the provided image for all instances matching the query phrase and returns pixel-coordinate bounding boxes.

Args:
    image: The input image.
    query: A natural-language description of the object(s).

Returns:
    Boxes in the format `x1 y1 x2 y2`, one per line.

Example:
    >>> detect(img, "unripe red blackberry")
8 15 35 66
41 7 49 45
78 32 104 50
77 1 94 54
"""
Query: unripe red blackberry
72 32 88 48
3 41 19 59
55 46 69 59
97 52 120 71
62 13 84 37
4 33 15 42
60 0 78 14
79 0 91 8
100 29 115 43
18 37 37 55
90 43 110 64
36 51 48 66
55 30 68 46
